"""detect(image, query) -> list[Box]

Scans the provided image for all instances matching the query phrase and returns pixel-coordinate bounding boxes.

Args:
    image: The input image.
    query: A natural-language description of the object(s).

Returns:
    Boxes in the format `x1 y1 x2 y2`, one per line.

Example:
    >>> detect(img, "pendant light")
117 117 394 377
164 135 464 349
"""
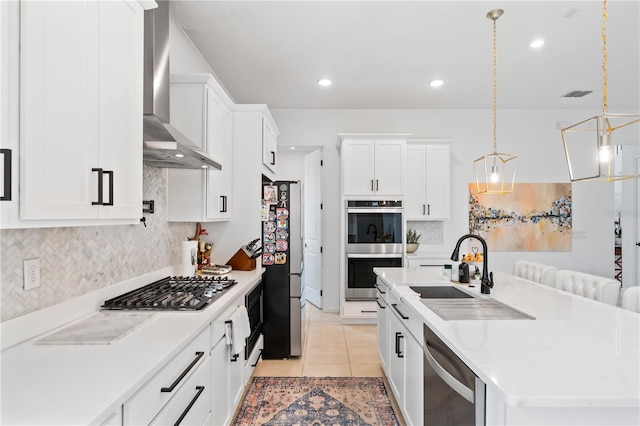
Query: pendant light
474 9 518 195
560 0 639 182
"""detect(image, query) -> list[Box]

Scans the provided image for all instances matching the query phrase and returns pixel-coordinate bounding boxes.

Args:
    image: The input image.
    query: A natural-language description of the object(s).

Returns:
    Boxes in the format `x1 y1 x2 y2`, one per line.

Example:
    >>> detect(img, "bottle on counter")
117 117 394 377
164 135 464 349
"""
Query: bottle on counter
444 264 452 281
451 263 459 282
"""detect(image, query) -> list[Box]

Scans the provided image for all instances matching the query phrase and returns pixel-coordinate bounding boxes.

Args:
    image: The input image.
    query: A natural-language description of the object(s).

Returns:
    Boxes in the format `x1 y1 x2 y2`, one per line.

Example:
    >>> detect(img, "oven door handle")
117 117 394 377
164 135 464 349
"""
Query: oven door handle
346 208 403 214
346 253 403 259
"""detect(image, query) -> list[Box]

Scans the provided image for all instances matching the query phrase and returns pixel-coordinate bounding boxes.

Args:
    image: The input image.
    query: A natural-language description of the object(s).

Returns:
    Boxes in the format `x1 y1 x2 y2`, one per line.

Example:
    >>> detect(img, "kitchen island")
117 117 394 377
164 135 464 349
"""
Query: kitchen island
375 267 640 425
1 267 264 425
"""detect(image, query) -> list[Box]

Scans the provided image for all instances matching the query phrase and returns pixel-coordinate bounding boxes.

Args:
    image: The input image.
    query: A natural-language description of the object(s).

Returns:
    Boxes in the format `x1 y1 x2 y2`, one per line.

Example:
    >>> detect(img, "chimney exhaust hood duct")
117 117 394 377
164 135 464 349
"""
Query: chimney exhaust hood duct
142 1 221 170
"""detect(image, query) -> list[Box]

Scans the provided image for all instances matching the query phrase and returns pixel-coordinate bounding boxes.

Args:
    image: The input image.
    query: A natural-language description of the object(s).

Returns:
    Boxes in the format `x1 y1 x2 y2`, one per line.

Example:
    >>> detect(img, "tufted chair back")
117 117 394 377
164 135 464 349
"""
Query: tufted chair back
621 287 640 313
552 270 620 306
513 260 557 284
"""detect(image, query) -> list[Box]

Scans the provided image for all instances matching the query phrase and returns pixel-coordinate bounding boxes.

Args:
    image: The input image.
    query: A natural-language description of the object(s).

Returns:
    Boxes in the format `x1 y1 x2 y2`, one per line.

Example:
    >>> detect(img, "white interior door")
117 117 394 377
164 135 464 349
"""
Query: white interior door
636 157 639 285
304 149 323 308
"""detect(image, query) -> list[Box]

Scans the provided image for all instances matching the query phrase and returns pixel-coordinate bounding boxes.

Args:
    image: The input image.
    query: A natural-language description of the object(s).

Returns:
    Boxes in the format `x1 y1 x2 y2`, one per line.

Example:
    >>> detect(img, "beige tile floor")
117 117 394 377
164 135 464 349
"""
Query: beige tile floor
252 303 383 377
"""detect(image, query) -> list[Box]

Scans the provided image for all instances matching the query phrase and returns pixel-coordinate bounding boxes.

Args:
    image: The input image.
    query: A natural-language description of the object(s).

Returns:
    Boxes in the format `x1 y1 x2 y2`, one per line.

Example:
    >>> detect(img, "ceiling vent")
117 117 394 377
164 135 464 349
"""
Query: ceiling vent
561 90 593 98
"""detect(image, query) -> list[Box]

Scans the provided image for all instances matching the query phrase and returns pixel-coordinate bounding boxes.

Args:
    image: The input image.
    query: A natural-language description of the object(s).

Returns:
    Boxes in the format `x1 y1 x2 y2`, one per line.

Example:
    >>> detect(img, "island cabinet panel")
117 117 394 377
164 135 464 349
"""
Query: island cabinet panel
18 0 143 223
387 294 424 426
168 74 233 222
376 280 389 374
341 139 406 196
405 143 450 220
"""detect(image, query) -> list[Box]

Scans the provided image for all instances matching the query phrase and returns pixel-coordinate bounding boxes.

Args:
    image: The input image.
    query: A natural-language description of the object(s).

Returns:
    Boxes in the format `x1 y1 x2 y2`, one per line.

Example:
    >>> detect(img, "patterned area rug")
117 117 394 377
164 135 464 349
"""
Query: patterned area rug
233 377 401 425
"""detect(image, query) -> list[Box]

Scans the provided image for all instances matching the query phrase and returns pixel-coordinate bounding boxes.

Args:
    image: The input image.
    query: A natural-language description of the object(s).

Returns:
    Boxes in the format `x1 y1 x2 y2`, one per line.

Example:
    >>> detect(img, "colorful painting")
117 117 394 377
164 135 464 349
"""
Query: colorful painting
469 183 572 252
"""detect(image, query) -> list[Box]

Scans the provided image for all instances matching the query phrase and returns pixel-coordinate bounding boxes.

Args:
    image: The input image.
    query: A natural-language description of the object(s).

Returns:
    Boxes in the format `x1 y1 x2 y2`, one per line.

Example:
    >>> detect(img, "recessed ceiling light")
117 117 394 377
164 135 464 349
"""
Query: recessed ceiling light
290 146 295 150
175 153 185 158
317 78 332 87
429 79 444 88
201 165 208 169
530 38 545 48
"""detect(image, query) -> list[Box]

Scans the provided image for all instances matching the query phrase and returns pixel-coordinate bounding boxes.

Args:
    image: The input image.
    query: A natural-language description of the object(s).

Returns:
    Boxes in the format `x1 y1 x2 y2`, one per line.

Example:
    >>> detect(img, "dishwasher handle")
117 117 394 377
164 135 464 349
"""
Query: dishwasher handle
424 339 474 404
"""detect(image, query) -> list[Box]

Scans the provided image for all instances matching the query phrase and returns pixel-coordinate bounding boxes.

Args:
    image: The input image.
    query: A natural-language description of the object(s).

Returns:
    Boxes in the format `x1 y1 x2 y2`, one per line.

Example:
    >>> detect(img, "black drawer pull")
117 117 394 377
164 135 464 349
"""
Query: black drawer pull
1 149 12 201
174 386 205 426
374 284 386 294
103 170 114 206
91 168 103 205
397 334 404 358
231 353 239 362
395 332 401 355
161 351 204 393
251 349 263 367
270 151 276 165
391 303 409 320
376 298 385 309
361 309 377 313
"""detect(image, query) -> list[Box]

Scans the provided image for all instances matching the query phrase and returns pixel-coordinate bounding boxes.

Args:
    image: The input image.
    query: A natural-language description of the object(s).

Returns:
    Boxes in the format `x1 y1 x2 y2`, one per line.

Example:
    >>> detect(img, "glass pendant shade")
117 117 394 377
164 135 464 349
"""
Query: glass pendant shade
474 152 518 194
561 113 640 182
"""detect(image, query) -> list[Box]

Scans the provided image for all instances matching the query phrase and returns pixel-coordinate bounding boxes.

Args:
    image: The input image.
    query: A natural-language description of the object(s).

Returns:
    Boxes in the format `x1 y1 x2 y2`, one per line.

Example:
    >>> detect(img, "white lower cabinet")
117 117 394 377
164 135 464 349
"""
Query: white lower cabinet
150 355 212 426
386 297 423 426
376 281 389 375
124 328 210 425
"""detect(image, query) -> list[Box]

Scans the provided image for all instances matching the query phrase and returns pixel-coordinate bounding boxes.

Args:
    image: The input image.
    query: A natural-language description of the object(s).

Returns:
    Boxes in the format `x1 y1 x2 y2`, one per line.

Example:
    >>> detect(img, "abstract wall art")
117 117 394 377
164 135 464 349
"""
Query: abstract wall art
469 183 572 252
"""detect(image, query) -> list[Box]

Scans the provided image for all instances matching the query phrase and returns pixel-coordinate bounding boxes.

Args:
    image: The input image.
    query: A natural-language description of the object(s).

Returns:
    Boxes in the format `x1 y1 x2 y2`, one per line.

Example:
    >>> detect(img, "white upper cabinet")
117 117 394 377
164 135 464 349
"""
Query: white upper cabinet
10 0 144 225
341 138 406 196
168 74 233 222
262 118 277 175
405 143 451 220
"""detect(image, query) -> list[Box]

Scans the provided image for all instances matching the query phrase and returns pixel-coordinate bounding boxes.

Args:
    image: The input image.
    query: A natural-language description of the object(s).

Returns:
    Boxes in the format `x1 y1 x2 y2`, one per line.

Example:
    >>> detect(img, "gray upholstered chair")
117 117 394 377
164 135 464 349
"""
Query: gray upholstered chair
513 260 557 285
621 286 640 313
551 270 620 306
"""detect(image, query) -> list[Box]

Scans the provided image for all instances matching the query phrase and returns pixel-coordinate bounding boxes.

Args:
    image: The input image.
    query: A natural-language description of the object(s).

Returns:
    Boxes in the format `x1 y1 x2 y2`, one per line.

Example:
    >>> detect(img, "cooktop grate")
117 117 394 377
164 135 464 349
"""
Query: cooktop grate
101 276 237 311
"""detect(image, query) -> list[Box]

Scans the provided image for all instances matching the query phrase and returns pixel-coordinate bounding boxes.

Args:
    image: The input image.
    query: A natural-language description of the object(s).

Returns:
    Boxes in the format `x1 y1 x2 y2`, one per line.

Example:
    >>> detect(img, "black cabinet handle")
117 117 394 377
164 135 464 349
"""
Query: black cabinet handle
1 149 12 201
423 204 426 215
375 179 379 191
397 334 404 358
427 204 431 215
251 349 263 367
103 170 114 206
376 298 385 309
174 386 205 426
270 151 276 166
391 303 409 320
374 284 386 294
231 353 239 362
91 168 103 205
161 351 204 392
361 309 377 313
220 195 228 213
370 179 374 192
395 332 401 355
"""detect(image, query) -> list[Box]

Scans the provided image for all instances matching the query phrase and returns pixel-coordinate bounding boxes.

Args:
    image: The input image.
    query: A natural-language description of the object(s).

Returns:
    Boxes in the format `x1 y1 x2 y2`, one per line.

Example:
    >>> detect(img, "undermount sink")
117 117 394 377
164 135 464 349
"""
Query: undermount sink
410 286 474 299
421 298 536 321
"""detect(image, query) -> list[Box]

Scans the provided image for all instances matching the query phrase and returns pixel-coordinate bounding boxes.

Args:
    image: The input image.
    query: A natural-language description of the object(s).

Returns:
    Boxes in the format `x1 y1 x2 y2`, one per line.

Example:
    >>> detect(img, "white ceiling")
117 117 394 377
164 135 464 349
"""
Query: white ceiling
169 1 640 110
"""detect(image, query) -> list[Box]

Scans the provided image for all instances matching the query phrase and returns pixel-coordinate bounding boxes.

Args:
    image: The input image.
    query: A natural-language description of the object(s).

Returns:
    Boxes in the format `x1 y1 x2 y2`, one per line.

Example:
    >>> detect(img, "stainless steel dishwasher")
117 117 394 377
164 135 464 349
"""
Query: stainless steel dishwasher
423 323 486 425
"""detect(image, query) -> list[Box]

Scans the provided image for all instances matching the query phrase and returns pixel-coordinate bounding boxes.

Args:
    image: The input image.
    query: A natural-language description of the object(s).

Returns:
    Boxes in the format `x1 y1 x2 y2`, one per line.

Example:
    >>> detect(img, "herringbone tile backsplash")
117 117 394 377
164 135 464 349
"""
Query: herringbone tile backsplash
0 166 195 322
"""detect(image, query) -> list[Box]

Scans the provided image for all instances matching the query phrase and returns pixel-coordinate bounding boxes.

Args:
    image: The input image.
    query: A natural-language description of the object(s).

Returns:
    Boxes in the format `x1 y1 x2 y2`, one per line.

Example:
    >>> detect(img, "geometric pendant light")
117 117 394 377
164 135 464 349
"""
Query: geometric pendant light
561 0 640 182
474 9 518 194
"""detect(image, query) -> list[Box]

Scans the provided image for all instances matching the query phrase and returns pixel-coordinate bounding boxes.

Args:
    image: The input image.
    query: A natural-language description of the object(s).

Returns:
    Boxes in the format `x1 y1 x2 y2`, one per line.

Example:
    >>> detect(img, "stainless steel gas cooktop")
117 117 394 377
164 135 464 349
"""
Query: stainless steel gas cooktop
101 276 236 311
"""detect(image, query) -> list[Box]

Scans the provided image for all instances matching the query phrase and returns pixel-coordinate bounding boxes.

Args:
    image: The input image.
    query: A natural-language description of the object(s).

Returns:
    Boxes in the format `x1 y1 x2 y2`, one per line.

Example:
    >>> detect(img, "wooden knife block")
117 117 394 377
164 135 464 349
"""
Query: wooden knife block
226 249 256 271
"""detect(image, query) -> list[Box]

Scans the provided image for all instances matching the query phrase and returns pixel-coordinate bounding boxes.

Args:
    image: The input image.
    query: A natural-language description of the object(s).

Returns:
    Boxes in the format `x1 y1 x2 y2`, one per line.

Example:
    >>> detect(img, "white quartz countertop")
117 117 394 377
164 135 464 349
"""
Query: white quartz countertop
374 267 640 409
0 269 264 425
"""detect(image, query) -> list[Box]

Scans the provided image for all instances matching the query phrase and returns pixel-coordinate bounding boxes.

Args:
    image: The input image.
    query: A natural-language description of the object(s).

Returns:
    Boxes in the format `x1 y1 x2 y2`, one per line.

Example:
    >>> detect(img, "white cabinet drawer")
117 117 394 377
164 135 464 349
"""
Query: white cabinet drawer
342 301 377 320
150 354 212 426
124 328 209 425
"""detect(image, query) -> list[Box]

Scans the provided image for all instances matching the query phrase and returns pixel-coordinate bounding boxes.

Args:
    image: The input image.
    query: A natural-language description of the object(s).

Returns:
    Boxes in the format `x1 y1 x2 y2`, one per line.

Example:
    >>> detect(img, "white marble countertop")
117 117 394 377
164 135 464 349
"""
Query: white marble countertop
374 267 640 409
0 268 264 425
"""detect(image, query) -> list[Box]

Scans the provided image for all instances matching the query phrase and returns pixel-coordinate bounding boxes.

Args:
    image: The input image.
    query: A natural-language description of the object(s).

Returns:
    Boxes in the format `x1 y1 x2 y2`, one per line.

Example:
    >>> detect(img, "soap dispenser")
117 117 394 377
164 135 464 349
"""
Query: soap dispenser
458 262 470 283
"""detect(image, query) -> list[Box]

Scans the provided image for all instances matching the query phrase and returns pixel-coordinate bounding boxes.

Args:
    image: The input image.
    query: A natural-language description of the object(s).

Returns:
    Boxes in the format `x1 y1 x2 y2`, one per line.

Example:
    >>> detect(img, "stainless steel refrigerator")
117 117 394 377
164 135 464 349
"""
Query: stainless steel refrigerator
261 180 303 359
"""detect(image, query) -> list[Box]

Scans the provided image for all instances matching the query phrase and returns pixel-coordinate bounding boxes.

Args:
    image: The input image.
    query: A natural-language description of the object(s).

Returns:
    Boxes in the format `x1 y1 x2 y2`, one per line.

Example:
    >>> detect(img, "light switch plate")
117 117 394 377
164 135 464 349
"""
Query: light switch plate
23 258 40 290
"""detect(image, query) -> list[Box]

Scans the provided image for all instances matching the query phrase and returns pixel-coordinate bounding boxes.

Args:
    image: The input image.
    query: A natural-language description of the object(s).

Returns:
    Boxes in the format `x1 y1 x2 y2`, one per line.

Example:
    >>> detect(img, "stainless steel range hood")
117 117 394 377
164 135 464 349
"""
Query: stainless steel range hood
142 1 221 170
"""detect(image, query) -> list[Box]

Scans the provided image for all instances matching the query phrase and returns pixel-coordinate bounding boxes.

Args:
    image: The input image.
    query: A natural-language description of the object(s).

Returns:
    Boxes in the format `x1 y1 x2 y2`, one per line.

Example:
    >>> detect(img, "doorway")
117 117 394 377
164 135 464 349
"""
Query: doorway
276 147 324 308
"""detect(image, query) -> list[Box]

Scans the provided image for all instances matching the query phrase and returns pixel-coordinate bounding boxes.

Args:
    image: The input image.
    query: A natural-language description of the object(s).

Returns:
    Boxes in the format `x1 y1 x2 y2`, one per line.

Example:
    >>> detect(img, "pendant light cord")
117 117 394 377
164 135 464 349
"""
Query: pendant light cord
602 0 608 114
492 15 498 155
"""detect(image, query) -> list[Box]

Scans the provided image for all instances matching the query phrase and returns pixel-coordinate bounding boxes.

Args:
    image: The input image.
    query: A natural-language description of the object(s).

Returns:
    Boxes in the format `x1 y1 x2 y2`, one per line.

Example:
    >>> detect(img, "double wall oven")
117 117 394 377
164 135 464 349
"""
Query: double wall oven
345 200 403 300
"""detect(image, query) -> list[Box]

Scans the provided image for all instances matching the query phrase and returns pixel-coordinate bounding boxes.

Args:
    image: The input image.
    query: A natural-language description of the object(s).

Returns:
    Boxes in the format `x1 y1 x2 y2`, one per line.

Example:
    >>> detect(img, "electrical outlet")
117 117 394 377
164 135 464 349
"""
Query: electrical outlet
23 258 40 290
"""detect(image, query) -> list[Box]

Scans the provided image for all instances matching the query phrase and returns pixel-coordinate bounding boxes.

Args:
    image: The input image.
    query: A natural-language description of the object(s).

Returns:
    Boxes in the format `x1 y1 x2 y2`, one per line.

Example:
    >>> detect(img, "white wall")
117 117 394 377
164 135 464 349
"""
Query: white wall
271 108 616 311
